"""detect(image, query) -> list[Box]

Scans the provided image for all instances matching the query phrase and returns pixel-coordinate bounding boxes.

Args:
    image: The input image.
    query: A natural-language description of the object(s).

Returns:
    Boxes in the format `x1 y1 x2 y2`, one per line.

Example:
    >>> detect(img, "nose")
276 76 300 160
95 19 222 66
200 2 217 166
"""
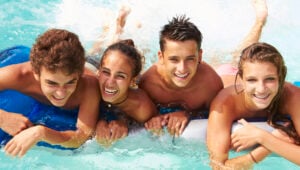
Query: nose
177 61 186 73
106 76 116 86
55 87 67 97
256 81 266 93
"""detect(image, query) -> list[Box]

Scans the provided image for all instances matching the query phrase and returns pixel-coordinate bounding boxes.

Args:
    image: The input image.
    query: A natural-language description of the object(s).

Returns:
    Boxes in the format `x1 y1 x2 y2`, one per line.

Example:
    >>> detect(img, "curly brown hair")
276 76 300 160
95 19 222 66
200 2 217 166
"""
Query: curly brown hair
30 29 85 75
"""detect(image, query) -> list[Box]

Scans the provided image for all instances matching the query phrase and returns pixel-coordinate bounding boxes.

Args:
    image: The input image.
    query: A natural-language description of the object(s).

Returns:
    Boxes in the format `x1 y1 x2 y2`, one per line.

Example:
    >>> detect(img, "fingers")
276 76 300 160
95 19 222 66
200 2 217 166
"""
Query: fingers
179 119 188 135
108 120 128 142
237 119 248 125
95 121 111 145
110 127 125 141
162 114 169 126
4 141 25 157
167 113 188 137
145 116 164 136
168 119 187 137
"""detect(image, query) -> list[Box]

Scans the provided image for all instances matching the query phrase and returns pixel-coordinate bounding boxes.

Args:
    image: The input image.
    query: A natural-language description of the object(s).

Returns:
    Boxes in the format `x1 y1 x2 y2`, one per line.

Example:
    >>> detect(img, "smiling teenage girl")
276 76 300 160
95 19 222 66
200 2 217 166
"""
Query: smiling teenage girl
207 42 300 169
95 41 156 146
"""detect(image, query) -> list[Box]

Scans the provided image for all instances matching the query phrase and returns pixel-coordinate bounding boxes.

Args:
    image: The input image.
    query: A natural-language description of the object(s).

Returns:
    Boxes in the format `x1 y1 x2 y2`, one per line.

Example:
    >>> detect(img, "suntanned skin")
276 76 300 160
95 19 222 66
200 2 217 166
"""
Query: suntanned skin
141 60 222 111
0 62 100 157
140 39 223 136
95 45 156 146
87 5 156 146
208 80 300 168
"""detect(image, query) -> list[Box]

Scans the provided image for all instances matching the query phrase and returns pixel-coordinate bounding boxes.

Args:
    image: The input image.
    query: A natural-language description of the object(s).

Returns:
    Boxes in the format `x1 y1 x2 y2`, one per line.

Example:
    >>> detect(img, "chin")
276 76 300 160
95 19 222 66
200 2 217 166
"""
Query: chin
102 96 115 103
255 103 270 110
50 99 67 107
173 81 189 88
51 102 65 107
173 78 191 87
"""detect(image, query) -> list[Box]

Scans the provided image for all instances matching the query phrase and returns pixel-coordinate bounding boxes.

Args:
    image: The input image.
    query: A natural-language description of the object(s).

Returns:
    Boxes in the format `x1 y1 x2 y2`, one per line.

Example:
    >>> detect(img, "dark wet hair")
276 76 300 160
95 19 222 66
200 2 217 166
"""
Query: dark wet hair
159 15 203 52
235 42 300 144
30 28 85 75
100 39 142 77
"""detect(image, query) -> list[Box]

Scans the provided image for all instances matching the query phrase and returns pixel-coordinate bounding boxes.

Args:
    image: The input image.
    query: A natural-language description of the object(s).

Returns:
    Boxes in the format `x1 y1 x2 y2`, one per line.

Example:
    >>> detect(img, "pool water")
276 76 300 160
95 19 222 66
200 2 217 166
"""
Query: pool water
0 0 300 169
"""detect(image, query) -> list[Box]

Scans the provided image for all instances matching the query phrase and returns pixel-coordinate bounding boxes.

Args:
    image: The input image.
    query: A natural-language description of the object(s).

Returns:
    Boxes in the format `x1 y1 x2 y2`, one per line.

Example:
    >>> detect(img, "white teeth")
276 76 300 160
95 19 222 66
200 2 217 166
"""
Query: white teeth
254 94 269 99
53 96 65 100
175 72 188 78
105 87 117 94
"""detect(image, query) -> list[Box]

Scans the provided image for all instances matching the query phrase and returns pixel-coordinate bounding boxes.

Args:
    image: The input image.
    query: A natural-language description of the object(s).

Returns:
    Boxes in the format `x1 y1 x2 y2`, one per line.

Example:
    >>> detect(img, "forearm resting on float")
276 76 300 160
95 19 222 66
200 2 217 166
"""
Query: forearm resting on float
35 124 93 148
257 130 300 165
208 140 270 169
207 117 268 168
224 146 270 169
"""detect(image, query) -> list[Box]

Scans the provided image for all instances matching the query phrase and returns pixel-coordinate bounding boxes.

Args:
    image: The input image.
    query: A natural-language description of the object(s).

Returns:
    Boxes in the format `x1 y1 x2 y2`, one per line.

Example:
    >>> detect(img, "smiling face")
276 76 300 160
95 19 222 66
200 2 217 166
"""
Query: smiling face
98 50 133 104
159 39 201 88
36 67 79 107
242 61 279 110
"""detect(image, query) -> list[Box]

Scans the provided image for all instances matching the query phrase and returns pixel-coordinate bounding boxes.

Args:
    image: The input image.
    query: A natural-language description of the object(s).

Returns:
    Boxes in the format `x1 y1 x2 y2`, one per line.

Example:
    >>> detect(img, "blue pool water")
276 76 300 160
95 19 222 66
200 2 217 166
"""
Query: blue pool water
0 0 300 169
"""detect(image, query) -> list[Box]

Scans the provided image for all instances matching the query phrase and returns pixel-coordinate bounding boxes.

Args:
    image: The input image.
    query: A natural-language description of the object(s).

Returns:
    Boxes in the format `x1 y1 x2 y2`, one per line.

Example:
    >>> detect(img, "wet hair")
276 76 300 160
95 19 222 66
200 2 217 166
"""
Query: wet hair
30 28 85 76
100 39 142 77
159 15 203 52
235 42 300 144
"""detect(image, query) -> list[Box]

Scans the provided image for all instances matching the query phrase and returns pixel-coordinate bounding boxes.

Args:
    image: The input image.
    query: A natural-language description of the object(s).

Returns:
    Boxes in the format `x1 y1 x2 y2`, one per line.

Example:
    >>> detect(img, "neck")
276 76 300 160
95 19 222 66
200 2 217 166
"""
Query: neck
107 94 128 108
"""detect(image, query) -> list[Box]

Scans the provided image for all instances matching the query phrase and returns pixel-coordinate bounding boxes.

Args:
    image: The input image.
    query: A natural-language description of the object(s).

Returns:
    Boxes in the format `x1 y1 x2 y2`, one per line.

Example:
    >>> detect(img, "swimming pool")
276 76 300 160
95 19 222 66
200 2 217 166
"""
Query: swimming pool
1 0 299 169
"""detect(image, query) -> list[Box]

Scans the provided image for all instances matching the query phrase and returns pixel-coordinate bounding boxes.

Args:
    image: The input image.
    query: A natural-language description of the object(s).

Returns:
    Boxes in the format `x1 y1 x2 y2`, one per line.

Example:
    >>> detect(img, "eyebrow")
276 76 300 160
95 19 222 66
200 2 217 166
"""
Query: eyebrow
168 55 196 59
102 67 128 76
45 78 78 85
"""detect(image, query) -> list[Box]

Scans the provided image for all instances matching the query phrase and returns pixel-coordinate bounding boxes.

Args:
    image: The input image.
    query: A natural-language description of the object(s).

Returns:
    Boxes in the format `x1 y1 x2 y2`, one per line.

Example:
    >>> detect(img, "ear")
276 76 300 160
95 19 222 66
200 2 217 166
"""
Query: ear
33 72 40 81
130 77 138 89
198 49 203 62
158 50 164 65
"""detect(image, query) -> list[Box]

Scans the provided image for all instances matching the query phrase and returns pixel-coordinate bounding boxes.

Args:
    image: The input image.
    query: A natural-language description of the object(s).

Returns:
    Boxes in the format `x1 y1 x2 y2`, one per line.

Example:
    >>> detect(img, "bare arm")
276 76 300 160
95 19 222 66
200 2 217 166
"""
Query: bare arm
207 88 261 169
232 120 300 165
255 130 300 165
0 110 33 136
207 94 246 169
4 76 100 157
52 77 100 147
0 63 34 135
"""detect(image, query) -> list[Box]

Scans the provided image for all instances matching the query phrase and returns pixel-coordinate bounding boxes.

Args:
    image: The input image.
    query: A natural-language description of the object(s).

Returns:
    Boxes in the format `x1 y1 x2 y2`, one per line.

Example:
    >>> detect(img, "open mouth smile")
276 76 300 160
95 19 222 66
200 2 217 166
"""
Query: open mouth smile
104 87 118 95
174 72 189 79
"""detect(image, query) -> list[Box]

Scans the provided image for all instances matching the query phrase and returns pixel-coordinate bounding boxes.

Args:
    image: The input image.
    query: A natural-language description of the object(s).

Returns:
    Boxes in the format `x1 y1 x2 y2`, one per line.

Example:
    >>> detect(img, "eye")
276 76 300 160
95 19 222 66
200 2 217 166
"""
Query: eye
66 79 77 85
168 57 178 62
101 69 110 76
116 74 126 79
186 57 196 61
265 77 276 82
246 78 256 82
46 80 58 86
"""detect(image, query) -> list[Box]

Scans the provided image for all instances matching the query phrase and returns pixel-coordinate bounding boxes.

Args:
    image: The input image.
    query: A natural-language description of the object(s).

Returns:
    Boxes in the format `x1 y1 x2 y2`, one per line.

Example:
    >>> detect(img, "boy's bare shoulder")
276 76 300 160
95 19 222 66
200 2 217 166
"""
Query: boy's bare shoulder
139 65 160 87
0 62 36 89
196 62 223 87
81 74 100 91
